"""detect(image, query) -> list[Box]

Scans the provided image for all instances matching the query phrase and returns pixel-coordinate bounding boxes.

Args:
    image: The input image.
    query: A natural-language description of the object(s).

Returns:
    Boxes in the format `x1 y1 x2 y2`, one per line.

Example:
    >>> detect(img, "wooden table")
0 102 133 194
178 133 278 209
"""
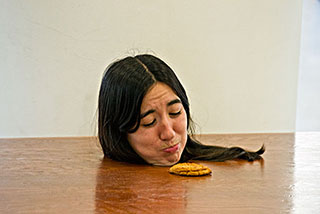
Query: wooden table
0 133 319 213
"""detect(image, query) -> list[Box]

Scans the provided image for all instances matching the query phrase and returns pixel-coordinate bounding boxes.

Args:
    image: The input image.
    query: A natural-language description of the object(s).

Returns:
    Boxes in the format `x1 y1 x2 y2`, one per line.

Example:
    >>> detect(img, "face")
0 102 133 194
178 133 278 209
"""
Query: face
127 82 188 166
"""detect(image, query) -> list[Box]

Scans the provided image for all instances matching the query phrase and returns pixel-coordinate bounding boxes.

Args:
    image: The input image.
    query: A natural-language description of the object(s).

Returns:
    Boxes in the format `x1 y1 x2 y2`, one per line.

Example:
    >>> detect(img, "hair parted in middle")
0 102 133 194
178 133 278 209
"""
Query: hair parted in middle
98 54 265 164
98 54 192 163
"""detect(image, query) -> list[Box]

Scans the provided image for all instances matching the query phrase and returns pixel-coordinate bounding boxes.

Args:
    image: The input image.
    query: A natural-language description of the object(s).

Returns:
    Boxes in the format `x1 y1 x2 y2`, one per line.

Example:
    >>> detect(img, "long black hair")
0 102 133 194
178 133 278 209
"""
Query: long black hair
98 54 264 164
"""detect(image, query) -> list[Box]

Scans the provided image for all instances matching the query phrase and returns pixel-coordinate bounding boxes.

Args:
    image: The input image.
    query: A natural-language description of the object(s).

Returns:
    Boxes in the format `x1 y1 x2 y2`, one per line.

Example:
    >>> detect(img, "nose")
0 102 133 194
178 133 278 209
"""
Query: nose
159 117 175 141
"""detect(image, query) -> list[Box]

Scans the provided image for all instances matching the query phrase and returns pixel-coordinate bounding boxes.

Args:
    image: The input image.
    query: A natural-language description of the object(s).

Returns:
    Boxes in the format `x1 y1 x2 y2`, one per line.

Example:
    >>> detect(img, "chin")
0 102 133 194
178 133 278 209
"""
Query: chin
153 154 181 166
152 161 178 167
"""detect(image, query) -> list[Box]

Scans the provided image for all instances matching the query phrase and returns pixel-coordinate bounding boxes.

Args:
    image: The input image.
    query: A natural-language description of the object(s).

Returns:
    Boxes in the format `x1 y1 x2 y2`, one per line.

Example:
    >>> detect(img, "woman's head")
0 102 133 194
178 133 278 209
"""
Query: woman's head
98 54 191 166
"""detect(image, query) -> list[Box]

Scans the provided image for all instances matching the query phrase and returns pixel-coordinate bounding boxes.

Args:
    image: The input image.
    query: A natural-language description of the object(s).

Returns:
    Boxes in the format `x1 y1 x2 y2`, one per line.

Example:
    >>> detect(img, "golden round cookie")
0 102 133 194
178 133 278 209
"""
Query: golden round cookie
169 163 212 176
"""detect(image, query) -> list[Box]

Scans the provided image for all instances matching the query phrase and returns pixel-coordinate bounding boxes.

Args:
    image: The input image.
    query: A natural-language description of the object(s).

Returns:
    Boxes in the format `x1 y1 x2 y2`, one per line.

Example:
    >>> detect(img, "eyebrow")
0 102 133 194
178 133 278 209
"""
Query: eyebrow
140 109 155 119
140 99 182 119
167 99 181 106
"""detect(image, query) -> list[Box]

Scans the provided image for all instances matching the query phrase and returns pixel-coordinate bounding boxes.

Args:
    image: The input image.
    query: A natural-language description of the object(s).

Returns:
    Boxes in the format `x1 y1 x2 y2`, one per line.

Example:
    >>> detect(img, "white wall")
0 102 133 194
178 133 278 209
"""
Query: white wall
0 0 302 137
296 0 320 131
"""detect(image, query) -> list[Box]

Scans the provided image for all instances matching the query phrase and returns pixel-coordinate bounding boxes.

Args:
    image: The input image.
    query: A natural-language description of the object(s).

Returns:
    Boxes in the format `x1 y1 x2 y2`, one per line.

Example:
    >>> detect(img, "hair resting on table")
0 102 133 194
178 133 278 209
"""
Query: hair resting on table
98 54 265 164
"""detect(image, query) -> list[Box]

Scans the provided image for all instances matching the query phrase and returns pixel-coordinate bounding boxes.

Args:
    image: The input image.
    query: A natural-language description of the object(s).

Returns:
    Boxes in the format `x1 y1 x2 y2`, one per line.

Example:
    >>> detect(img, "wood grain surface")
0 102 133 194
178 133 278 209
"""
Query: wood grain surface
0 133 319 213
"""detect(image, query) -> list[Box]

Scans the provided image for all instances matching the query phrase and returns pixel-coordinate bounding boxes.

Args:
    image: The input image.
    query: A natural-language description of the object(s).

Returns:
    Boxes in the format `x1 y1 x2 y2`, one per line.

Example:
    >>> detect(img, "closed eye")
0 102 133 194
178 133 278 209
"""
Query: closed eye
169 110 181 117
142 119 156 127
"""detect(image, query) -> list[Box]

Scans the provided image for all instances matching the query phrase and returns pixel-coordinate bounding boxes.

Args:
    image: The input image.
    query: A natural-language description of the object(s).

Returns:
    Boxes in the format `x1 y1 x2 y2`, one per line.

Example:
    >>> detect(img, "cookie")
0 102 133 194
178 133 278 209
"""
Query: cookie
169 163 212 176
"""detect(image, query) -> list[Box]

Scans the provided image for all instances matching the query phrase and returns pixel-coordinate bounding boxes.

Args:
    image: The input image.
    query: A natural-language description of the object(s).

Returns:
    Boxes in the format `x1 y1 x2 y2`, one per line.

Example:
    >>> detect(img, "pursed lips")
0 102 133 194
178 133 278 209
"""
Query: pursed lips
161 141 180 150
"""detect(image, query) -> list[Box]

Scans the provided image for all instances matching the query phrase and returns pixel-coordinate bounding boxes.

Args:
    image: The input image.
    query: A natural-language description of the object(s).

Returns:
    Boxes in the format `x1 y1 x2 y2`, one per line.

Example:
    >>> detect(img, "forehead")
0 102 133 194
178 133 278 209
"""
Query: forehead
141 83 178 109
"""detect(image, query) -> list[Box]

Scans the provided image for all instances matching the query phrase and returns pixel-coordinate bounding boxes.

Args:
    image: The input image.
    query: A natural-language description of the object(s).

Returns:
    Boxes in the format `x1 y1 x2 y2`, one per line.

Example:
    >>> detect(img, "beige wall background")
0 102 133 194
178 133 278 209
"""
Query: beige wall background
0 0 302 137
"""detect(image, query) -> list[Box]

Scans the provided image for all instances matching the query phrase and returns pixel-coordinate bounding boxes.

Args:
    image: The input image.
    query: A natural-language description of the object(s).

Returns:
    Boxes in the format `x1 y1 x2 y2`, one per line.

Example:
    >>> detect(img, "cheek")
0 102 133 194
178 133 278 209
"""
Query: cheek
128 131 145 147
127 129 156 152
176 112 188 133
